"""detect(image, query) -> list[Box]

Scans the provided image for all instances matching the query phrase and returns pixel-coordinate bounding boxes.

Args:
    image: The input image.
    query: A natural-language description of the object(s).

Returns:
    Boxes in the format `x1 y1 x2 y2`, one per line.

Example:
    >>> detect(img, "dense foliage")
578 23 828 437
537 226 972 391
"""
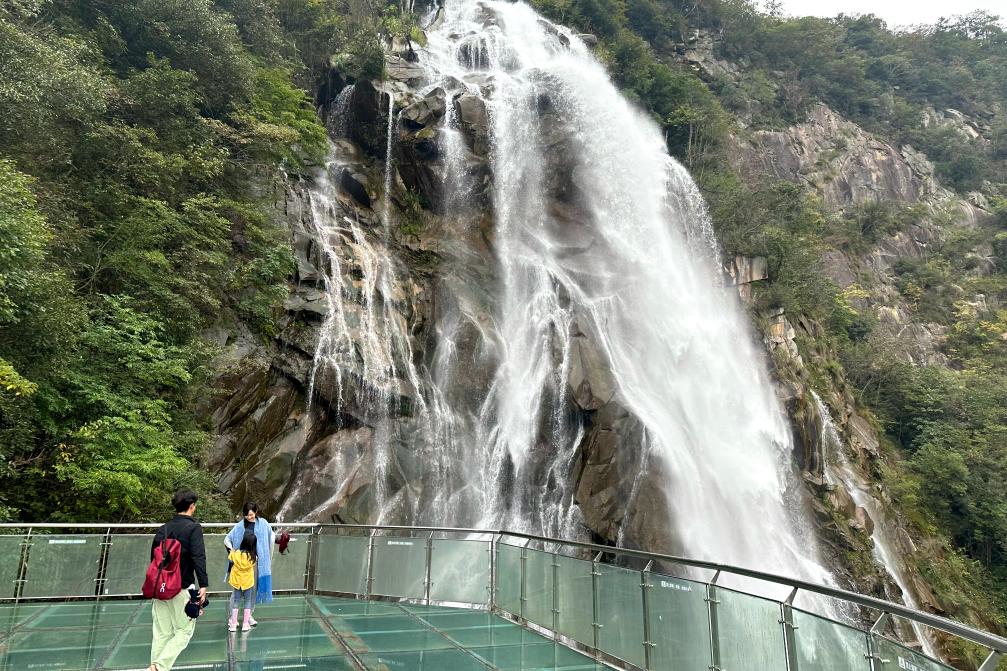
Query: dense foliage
0 0 393 521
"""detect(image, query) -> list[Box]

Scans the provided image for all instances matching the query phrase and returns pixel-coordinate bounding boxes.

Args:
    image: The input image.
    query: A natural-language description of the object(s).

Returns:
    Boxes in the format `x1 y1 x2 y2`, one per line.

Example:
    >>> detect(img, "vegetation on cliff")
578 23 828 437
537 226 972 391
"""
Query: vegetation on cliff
527 0 1007 649
0 0 381 520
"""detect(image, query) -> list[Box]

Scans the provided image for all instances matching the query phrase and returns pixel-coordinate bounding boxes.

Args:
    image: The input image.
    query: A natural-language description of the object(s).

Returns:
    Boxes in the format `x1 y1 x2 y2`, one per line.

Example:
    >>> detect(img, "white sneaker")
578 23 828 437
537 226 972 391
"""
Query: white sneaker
247 615 257 626
228 620 237 632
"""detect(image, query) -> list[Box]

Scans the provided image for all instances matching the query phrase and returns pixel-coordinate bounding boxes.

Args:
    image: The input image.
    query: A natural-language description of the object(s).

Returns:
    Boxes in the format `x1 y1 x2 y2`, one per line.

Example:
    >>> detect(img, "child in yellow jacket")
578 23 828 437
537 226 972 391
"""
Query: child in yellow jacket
227 534 257 632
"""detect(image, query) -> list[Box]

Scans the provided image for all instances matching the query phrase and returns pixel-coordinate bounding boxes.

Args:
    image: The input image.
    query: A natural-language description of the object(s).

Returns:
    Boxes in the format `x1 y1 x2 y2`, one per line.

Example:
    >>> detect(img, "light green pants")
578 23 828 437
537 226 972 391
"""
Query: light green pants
150 590 196 670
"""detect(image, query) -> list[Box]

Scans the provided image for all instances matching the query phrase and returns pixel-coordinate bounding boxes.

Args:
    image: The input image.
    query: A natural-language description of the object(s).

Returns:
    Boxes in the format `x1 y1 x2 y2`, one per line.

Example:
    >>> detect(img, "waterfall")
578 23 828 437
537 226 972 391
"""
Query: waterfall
417 0 834 591
298 0 837 599
815 393 939 657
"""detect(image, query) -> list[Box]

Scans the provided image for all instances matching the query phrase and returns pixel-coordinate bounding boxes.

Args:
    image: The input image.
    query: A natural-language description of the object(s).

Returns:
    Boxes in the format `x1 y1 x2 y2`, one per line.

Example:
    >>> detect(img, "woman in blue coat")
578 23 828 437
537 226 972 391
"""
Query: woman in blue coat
225 502 274 623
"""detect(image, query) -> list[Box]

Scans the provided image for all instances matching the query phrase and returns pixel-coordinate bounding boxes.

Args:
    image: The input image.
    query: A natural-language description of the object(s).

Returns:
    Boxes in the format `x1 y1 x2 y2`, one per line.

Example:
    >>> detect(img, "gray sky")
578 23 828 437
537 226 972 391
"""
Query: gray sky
767 0 1004 28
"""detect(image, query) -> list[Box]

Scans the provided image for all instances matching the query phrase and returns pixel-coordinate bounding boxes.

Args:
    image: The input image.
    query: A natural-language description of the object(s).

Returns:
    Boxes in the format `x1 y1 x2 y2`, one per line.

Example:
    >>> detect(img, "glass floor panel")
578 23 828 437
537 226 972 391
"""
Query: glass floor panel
0 595 603 670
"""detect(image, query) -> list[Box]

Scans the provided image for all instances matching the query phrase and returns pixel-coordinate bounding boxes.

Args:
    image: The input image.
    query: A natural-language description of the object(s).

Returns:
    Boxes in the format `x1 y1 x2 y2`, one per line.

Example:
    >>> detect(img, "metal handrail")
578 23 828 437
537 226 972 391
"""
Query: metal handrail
324 524 1007 656
4 521 1006 662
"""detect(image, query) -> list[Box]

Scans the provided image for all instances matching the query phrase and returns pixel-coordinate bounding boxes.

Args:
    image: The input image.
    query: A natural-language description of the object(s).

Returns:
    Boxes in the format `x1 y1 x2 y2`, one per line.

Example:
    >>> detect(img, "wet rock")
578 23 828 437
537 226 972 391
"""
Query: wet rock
537 19 570 48
455 93 490 156
567 327 616 410
458 36 492 70
273 427 376 522
339 167 373 208
342 80 391 157
284 287 329 316
827 482 857 520
578 33 598 47
572 400 664 548
848 506 875 536
385 55 426 86
400 88 447 129
790 392 823 476
425 5 446 32
396 130 446 212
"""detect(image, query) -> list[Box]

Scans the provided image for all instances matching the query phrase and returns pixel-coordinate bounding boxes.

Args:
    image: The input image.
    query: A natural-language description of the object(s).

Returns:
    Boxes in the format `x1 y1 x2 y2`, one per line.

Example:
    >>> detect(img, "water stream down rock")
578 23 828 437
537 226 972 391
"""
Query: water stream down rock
211 0 838 606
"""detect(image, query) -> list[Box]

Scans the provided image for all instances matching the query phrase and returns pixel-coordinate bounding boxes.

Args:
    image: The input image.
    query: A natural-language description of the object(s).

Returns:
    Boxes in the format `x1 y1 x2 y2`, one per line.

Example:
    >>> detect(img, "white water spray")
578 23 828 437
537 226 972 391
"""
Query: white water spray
301 0 837 600
419 0 834 589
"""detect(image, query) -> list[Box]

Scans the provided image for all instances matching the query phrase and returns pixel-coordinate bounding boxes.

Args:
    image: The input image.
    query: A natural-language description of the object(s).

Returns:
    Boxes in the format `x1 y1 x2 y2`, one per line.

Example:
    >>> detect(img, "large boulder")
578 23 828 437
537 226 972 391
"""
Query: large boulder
455 93 490 156
400 88 447 129
396 126 446 211
344 81 392 158
385 55 426 87
567 330 616 410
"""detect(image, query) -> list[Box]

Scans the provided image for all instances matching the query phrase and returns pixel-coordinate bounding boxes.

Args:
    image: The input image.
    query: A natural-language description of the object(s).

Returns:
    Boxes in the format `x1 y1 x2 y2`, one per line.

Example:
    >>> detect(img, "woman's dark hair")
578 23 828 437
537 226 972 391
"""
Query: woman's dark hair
239 533 258 562
242 501 258 516
172 489 198 513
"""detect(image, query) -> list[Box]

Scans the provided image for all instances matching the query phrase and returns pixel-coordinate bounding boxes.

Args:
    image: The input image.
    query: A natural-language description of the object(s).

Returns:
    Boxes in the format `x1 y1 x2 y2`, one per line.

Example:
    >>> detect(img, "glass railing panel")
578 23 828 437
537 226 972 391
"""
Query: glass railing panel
370 536 427 599
270 531 310 591
714 586 788 670
429 539 489 605
792 608 872 671
315 534 369 595
495 542 523 615
871 634 955 671
102 534 150 596
21 534 103 598
203 534 229 592
645 572 712 670
524 548 554 629
555 554 594 647
0 535 25 599
595 563 646 668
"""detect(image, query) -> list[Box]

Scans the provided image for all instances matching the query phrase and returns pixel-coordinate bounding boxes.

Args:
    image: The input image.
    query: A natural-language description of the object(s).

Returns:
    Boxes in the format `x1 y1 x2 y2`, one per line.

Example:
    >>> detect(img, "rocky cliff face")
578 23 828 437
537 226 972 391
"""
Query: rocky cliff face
204 23 996 651
204 47 679 557
678 39 1006 639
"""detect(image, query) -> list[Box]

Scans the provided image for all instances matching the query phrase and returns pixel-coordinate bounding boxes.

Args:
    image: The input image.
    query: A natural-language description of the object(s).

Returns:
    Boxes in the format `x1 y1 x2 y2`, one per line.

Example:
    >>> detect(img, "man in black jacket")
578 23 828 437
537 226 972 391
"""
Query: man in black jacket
148 489 208 671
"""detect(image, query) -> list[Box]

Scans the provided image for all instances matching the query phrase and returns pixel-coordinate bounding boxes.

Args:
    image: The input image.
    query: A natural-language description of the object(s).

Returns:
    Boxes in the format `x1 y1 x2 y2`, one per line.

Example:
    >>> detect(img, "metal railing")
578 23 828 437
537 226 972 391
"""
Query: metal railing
1 522 1004 671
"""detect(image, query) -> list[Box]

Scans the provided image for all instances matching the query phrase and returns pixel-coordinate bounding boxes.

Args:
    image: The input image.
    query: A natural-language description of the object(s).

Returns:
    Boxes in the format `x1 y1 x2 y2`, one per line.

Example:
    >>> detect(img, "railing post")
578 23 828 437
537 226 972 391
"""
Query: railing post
306 526 320 594
707 571 722 671
591 551 603 655
867 613 891 670
642 560 655 670
13 526 31 604
364 530 376 599
551 550 560 638
519 539 529 620
978 651 1002 671
95 527 113 600
423 531 434 605
489 531 497 608
781 587 799 671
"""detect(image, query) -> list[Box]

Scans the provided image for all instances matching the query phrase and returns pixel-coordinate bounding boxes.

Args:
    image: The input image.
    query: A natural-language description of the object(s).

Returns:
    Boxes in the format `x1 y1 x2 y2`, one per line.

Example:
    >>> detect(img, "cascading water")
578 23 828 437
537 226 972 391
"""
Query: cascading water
420 0 835 592
815 393 939 656
299 0 838 599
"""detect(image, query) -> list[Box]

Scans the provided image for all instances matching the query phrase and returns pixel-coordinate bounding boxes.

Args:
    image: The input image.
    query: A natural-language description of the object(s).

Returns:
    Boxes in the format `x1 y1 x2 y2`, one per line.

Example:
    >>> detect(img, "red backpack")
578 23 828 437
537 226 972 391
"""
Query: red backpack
142 538 183 600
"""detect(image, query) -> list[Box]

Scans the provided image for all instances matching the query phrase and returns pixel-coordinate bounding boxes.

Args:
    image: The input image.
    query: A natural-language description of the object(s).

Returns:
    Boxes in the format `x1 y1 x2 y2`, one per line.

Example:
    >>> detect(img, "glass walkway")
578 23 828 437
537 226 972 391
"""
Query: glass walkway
1 523 1005 671
0 595 602 670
